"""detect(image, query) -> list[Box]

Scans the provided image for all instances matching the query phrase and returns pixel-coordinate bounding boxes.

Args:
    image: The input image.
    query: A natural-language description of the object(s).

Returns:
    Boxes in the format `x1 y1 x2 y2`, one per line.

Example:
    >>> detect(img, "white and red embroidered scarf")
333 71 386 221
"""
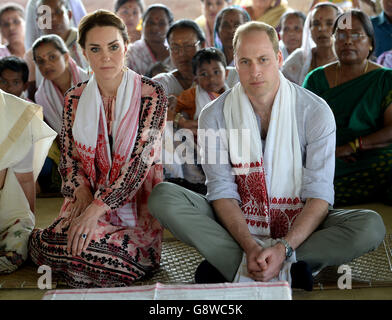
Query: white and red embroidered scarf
35 57 88 134
223 71 304 239
72 68 142 227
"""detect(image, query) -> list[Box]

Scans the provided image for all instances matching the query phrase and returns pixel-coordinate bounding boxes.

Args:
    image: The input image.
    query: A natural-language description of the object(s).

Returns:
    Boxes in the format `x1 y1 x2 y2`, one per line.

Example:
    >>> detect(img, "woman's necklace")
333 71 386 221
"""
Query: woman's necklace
334 59 369 87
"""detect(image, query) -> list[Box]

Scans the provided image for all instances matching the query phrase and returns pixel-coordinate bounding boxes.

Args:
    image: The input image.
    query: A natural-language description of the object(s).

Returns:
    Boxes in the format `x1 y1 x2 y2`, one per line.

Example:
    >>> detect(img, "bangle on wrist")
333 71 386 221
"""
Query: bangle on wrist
348 141 357 153
358 136 364 151
174 112 182 130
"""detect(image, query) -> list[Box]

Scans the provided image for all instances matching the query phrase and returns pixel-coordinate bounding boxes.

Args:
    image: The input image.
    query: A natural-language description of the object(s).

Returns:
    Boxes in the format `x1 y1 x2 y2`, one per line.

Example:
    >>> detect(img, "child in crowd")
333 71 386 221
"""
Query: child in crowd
165 47 229 195
279 11 306 61
171 47 228 133
0 55 29 99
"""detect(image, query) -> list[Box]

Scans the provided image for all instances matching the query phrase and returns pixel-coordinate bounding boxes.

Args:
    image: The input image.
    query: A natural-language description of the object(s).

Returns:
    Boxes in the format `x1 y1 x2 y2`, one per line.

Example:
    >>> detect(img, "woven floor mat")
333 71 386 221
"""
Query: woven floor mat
134 239 204 285
313 234 392 290
137 235 392 290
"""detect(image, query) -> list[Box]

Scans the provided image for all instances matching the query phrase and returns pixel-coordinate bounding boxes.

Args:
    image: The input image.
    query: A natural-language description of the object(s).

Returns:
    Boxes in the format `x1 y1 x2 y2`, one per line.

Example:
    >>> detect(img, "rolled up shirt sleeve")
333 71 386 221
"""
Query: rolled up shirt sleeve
299 91 336 206
198 92 241 203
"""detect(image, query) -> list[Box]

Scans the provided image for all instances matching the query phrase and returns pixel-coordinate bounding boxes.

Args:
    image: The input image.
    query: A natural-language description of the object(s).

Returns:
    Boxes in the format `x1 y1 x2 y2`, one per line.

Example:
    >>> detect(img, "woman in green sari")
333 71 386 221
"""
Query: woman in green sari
303 9 392 206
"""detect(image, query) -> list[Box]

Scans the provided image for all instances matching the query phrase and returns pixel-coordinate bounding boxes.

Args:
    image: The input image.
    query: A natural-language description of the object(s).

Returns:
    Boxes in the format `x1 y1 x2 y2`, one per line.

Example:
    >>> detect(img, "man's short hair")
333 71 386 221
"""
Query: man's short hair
192 47 227 75
0 56 29 83
233 21 279 55
37 0 67 10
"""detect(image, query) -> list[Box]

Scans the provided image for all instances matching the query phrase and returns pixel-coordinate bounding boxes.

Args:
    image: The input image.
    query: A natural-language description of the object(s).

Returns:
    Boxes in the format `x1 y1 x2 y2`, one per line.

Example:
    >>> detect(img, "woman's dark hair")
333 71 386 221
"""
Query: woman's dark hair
310 2 343 27
279 10 306 28
166 19 206 44
0 2 25 21
32 34 68 62
213 6 251 49
0 55 29 83
142 4 174 25
114 0 145 14
333 9 375 58
192 47 227 75
78 9 129 48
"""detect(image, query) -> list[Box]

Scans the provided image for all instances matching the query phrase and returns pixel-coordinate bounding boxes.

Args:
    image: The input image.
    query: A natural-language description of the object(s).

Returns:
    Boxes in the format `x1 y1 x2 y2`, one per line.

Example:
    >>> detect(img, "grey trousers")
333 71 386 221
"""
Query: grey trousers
148 182 386 281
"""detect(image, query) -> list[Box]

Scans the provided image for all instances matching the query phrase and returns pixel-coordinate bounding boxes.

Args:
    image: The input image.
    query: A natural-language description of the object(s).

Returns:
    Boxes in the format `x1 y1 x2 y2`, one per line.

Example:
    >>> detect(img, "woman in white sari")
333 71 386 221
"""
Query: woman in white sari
0 89 56 274
281 2 342 85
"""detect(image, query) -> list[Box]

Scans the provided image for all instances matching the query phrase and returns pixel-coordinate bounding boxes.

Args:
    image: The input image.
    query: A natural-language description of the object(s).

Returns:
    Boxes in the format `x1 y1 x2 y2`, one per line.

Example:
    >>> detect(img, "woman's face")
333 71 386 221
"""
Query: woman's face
310 6 338 48
252 0 274 11
116 1 142 36
143 8 170 44
0 10 25 45
35 43 69 82
281 15 304 53
333 16 372 65
218 10 246 50
83 26 127 82
168 28 203 75
202 0 226 26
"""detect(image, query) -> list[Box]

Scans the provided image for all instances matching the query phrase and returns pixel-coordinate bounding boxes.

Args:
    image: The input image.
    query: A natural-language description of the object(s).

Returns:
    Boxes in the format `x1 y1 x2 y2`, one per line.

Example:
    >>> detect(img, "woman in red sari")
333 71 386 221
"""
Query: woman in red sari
29 10 168 288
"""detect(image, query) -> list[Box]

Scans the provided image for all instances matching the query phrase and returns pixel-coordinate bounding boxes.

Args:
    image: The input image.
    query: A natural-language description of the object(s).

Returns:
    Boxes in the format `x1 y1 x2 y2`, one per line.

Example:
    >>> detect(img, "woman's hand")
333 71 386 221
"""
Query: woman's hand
178 118 198 137
336 144 357 162
64 186 94 225
167 95 177 121
66 202 106 256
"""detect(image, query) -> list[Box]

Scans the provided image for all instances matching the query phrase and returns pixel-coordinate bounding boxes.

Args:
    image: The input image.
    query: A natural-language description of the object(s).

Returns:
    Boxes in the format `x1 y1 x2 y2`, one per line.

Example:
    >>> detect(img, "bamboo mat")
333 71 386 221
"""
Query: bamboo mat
1 235 391 290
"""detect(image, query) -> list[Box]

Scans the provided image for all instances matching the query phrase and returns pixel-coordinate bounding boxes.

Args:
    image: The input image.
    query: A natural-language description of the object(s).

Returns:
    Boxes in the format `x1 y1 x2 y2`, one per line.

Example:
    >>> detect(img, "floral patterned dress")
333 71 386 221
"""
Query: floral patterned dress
29 77 168 288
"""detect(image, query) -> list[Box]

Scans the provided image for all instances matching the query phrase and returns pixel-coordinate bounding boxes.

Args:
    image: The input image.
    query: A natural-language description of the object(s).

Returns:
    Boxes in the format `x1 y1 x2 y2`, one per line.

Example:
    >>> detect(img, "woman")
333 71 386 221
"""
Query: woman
195 0 230 47
0 3 25 59
126 4 173 76
114 0 144 43
282 2 342 85
303 10 392 206
213 6 251 66
29 10 168 288
245 0 289 30
153 19 206 96
33 35 89 194
33 34 89 135
0 89 56 274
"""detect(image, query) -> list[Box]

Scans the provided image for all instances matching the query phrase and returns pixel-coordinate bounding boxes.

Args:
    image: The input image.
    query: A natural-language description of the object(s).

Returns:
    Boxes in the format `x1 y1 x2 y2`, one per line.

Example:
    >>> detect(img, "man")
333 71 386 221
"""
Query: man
24 0 88 100
148 21 386 290
372 0 392 57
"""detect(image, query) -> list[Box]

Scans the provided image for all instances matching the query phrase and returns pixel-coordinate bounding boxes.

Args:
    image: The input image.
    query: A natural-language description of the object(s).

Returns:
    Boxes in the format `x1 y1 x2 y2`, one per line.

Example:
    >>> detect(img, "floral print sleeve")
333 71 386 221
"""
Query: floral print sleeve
92 77 167 212
59 82 92 199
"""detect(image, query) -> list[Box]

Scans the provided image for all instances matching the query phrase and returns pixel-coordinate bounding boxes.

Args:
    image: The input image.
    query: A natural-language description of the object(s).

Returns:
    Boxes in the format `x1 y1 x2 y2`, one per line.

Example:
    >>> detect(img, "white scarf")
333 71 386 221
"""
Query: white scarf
223 71 303 238
35 58 88 134
73 68 141 179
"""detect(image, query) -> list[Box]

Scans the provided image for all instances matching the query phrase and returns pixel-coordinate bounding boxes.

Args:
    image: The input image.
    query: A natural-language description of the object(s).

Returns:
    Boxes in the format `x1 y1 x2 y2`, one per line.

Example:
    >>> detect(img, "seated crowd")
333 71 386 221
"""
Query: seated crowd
0 0 390 291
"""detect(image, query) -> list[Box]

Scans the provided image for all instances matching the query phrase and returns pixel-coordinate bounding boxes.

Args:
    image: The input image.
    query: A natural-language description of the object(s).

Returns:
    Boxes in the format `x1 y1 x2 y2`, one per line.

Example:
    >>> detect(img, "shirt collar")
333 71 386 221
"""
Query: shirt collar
379 12 392 26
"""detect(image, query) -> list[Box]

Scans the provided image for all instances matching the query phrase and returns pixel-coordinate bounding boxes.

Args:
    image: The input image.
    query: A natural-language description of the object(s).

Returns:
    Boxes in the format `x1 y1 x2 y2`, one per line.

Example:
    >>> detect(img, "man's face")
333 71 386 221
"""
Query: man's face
235 30 282 101
0 69 27 97
382 0 392 17
37 0 71 38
